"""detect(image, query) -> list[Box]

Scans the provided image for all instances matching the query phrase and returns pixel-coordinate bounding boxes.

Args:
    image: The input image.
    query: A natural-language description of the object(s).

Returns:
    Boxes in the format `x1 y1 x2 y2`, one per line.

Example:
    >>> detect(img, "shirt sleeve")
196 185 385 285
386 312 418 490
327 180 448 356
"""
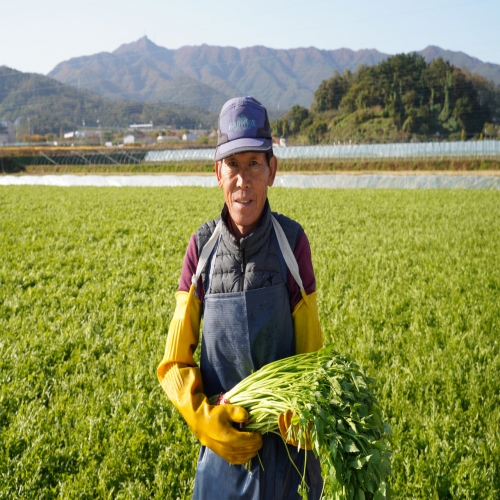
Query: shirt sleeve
178 234 205 302
288 230 316 311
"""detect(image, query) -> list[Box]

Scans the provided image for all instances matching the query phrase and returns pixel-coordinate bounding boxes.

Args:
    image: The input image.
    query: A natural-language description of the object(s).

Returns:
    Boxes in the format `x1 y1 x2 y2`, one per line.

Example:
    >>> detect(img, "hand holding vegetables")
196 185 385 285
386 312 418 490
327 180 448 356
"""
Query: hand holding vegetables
160 361 262 465
278 409 313 450
190 401 263 464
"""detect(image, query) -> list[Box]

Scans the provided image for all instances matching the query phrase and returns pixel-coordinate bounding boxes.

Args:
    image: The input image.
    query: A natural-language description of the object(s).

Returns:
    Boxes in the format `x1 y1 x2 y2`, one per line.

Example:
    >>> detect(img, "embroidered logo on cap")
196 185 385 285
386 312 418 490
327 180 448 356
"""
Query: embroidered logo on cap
228 114 256 132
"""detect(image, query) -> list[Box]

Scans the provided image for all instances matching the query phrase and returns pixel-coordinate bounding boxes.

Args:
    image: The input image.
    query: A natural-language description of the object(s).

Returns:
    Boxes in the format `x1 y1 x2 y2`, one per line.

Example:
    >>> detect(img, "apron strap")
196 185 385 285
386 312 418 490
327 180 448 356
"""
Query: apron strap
192 220 223 288
273 229 289 290
271 216 304 293
205 232 222 295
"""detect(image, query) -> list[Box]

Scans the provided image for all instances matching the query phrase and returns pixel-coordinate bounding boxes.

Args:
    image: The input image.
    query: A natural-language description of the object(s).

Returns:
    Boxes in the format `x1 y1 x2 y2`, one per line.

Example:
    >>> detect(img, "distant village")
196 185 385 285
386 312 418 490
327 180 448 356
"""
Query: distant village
0 120 217 148
0 120 288 148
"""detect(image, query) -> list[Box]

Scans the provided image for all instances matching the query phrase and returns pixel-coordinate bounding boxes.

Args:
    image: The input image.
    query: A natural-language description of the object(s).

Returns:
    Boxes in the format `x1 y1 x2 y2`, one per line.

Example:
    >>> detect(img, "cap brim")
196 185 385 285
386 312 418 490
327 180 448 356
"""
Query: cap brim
214 137 272 162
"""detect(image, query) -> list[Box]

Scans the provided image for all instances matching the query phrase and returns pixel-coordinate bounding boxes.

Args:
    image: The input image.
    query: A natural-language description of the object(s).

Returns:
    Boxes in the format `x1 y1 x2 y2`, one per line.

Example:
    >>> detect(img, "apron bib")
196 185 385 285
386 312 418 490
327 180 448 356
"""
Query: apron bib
191 218 322 500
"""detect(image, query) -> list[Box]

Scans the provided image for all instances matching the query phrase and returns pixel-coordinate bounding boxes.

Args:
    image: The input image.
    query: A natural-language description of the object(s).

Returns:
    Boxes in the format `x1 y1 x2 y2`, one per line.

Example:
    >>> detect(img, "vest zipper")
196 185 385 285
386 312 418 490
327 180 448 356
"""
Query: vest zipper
240 247 246 291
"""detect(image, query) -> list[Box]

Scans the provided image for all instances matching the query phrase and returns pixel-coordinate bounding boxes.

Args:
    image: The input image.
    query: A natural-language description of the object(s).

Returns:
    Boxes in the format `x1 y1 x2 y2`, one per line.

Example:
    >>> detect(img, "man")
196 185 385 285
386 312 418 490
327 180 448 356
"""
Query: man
158 96 323 499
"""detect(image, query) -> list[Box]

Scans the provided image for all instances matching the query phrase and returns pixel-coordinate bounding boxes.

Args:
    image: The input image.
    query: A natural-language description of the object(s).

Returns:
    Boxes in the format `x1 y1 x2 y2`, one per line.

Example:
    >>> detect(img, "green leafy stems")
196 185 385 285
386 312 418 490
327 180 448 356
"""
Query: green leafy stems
210 345 392 500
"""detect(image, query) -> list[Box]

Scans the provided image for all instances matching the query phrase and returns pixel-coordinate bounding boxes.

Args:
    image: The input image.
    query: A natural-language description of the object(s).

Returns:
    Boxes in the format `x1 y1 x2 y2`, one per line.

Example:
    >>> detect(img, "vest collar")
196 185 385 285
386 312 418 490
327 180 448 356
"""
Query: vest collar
221 200 273 256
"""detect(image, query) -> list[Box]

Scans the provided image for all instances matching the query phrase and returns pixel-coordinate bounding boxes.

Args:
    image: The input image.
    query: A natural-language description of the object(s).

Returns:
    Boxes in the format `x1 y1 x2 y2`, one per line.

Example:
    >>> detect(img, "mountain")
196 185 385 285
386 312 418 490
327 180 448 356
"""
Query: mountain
48 39 500 115
418 46 500 85
48 38 390 113
0 66 217 135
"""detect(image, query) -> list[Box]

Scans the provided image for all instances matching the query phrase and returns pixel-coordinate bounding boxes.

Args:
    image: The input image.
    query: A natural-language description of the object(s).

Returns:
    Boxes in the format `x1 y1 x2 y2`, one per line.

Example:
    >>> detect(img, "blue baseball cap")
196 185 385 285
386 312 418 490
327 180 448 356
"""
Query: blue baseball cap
214 96 273 162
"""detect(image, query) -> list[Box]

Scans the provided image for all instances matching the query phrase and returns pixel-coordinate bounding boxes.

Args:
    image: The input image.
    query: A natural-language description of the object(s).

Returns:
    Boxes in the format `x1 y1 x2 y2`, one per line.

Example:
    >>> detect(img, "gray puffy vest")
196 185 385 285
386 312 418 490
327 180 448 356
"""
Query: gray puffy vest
195 201 303 296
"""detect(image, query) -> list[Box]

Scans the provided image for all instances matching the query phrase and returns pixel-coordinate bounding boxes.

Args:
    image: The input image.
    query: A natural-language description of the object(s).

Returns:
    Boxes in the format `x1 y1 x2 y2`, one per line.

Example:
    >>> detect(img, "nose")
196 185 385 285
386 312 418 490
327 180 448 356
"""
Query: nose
236 166 251 189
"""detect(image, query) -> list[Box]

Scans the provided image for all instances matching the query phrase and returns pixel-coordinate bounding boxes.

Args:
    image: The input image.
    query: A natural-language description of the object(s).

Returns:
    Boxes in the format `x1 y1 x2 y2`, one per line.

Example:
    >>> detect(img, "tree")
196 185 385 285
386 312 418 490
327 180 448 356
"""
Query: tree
272 118 289 138
307 122 327 144
287 105 309 134
313 69 353 112
483 123 497 138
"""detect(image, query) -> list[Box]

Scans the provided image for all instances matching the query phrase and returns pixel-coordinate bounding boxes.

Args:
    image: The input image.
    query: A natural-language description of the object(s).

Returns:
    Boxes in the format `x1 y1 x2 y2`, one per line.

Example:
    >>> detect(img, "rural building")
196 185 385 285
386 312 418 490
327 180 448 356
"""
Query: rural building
123 134 136 145
0 121 15 145
182 132 199 141
157 135 180 143
129 123 153 130
272 136 288 147
64 131 85 139
124 132 154 145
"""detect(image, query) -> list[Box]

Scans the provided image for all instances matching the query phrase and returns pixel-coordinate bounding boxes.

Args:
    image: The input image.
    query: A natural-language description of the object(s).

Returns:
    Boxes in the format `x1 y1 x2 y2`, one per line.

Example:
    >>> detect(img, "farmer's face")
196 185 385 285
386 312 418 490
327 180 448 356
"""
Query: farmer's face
215 152 277 239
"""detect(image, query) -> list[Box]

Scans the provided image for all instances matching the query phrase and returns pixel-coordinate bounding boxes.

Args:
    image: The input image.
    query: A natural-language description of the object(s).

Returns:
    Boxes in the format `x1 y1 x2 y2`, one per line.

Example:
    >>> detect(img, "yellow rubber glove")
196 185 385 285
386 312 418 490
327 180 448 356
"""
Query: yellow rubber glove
278 409 313 450
279 290 323 447
157 285 263 464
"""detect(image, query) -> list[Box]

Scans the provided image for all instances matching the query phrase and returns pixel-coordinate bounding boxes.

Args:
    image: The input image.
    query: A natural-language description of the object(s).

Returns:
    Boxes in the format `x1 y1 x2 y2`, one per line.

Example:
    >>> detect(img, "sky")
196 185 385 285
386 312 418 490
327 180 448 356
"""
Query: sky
2 0 500 75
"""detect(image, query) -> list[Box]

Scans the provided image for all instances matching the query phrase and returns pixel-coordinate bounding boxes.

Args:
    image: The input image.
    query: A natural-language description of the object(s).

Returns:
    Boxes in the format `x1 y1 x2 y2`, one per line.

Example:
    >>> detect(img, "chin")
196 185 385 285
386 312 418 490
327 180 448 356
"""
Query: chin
232 207 254 221
234 216 255 228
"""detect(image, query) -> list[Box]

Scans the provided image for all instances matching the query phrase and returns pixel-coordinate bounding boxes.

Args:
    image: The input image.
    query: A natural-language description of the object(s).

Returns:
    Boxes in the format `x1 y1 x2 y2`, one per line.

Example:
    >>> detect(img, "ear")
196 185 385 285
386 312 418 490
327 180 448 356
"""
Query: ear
267 155 278 187
215 161 223 188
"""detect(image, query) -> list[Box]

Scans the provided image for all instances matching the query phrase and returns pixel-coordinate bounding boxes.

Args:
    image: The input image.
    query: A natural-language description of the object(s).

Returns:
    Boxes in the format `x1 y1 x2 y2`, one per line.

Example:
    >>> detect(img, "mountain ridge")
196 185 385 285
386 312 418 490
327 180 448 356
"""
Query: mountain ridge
48 38 500 114
49 39 392 112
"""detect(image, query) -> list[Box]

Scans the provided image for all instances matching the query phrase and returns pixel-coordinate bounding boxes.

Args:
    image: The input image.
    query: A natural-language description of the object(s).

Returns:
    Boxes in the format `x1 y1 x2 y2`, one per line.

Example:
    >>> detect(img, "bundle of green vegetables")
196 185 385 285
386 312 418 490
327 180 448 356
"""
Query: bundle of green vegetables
211 344 391 500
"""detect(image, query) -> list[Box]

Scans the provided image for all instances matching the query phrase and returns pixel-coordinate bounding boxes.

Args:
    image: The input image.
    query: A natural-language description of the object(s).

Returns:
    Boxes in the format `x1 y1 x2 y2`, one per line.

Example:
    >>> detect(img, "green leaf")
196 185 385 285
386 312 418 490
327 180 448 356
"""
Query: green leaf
368 449 380 463
329 439 338 460
344 441 360 453
348 458 365 470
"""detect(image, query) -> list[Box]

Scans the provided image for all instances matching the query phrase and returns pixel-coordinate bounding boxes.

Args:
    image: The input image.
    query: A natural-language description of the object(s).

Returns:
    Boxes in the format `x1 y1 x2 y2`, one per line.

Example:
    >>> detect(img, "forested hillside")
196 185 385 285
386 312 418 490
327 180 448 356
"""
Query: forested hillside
0 67 216 135
272 54 500 143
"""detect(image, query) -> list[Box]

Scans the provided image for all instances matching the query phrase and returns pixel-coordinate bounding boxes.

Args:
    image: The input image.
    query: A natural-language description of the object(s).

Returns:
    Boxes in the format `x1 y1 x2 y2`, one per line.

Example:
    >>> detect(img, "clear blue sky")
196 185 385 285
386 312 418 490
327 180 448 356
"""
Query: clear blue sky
3 0 500 75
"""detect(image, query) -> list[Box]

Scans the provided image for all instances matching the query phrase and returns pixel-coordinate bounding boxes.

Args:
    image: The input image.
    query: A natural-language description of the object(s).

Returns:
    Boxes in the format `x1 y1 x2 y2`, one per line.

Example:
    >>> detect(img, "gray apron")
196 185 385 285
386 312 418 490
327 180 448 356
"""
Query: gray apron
191 218 323 500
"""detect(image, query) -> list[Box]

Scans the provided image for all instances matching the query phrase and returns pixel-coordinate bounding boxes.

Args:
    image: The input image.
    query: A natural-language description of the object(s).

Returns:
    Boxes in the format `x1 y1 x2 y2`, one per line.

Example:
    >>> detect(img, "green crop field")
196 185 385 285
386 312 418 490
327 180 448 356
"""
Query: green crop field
1 186 499 499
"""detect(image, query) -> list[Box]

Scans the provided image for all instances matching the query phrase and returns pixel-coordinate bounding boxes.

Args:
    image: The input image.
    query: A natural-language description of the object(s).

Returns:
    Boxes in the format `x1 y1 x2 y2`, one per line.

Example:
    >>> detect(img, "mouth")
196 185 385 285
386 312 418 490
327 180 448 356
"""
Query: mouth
235 199 253 206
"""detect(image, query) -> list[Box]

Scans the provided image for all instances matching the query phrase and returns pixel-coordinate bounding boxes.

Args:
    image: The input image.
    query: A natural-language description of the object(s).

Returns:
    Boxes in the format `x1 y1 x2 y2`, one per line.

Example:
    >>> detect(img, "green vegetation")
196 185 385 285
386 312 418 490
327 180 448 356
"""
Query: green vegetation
1 187 499 498
0 66 217 136
273 54 500 144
